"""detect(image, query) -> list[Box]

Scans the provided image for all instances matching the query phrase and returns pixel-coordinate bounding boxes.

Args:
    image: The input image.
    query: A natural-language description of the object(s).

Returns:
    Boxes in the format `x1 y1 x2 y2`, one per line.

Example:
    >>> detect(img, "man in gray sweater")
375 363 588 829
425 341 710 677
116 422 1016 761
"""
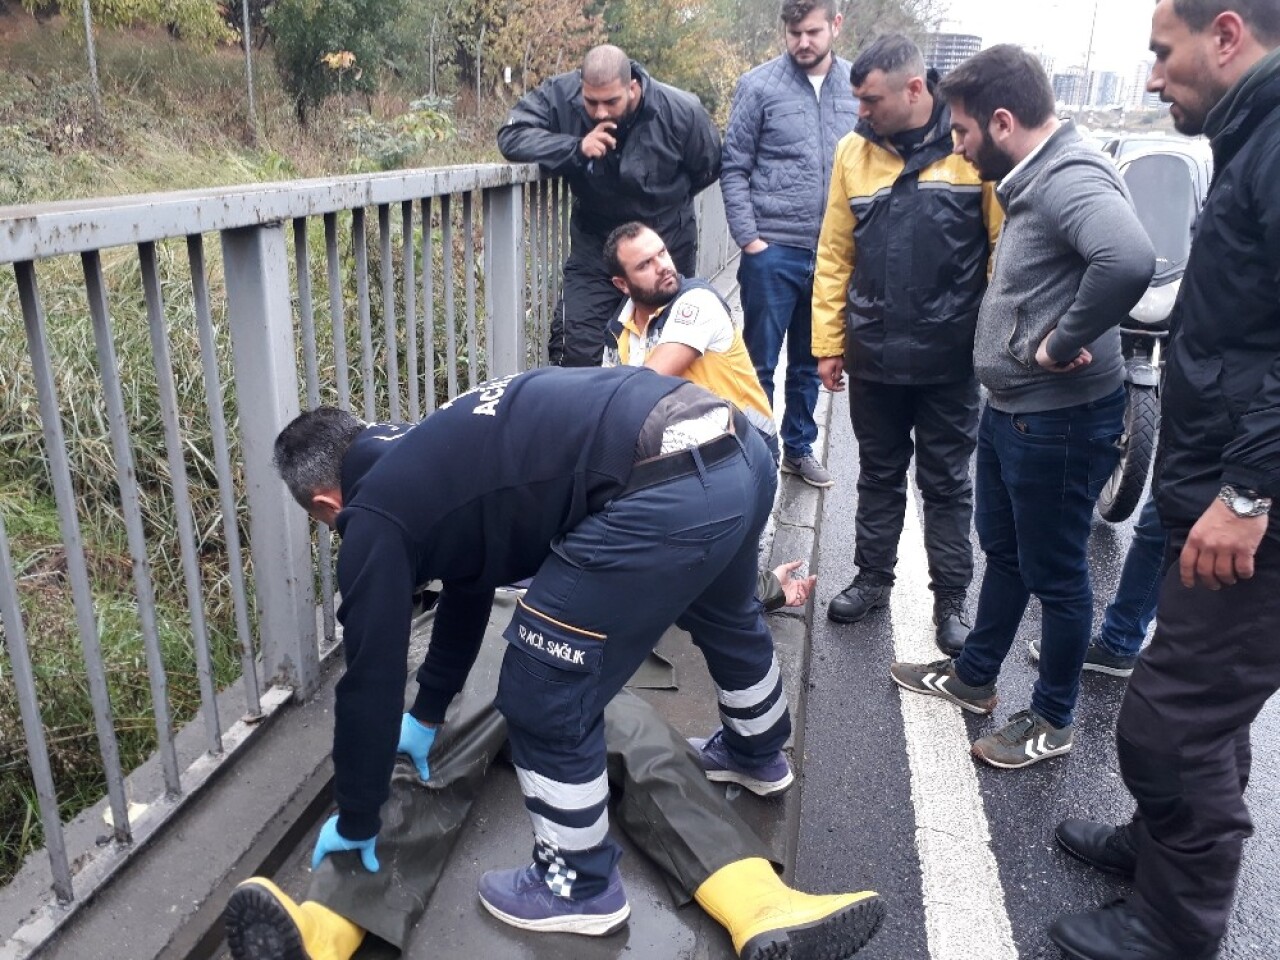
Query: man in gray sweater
890 45 1155 769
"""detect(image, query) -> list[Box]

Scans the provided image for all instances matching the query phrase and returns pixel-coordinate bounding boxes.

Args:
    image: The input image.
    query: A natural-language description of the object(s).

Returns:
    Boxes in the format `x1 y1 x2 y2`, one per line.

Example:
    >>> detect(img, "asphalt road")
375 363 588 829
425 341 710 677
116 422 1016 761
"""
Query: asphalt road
796 386 1278 960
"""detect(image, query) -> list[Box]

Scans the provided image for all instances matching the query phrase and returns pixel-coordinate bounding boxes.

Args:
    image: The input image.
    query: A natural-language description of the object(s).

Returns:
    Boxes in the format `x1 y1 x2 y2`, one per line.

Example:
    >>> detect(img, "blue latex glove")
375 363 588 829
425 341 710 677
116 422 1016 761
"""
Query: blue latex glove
311 814 379 872
397 712 437 782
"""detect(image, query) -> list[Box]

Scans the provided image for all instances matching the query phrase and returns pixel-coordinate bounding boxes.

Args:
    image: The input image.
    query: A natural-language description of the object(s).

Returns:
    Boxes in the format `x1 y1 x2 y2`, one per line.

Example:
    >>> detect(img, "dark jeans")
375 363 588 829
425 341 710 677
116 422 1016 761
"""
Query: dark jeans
955 389 1124 728
550 226 697 368
494 427 786 898
847 376 980 594
1117 528 1280 951
737 243 819 459
311 614 776 948
1098 495 1166 657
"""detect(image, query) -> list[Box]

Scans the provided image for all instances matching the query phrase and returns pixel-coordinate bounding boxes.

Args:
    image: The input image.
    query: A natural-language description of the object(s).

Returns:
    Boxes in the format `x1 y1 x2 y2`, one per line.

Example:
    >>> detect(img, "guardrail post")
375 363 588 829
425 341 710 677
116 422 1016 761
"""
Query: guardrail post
484 182 525 376
221 222 320 698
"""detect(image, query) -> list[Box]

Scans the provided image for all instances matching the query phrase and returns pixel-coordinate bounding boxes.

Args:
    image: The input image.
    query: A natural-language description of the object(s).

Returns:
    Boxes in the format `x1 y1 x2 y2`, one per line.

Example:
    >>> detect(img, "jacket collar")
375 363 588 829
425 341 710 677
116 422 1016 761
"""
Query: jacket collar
997 120 1080 205
854 91 952 173
1204 47 1280 170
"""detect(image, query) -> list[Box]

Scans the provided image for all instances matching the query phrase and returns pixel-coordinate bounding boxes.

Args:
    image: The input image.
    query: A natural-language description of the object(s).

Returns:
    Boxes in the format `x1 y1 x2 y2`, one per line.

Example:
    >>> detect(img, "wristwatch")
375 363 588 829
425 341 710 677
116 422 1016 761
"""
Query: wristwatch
1217 483 1272 518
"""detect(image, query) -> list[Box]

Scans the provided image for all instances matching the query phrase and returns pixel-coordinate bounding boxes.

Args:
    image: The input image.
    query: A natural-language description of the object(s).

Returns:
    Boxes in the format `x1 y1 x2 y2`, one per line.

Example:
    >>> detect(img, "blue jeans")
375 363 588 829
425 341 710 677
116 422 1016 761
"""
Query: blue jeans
955 389 1125 728
1099 495 1166 657
737 243 819 459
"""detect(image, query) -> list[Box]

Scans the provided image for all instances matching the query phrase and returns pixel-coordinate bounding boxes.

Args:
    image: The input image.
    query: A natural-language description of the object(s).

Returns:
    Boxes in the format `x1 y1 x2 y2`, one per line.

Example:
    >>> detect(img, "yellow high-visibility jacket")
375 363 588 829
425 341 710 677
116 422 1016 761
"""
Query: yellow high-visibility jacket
812 105 1003 385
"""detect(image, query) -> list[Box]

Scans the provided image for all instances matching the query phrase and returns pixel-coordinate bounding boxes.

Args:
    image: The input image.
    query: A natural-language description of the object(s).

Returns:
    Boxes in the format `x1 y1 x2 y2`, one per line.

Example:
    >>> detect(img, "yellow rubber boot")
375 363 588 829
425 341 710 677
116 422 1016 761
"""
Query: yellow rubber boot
224 878 365 960
693 857 885 960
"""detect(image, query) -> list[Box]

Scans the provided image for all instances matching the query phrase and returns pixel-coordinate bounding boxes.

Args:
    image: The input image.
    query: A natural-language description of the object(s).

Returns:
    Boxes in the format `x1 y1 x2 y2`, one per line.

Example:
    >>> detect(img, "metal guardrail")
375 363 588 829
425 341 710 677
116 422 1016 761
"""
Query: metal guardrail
0 166 733 949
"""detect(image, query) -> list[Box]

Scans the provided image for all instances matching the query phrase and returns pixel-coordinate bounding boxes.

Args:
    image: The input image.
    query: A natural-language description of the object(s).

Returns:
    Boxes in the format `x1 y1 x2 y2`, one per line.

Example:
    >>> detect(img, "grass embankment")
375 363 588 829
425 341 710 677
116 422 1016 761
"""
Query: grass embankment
0 14 500 885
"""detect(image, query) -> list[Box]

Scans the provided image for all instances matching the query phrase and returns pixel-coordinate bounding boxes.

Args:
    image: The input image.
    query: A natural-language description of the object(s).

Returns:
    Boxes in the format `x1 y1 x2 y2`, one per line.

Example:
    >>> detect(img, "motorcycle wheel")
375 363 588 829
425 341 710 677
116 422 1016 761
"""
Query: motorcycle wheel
1097 383 1160 523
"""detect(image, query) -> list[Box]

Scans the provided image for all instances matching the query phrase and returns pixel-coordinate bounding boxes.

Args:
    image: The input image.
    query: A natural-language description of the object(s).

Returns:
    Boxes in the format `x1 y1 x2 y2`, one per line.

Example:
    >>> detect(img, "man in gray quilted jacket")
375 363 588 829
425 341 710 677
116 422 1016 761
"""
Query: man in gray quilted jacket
721 0 858 488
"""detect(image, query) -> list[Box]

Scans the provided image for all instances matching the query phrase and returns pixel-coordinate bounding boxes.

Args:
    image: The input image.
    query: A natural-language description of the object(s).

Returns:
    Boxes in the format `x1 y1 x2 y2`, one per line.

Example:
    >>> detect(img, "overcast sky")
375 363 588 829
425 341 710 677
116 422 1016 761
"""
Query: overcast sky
937 0 1158 73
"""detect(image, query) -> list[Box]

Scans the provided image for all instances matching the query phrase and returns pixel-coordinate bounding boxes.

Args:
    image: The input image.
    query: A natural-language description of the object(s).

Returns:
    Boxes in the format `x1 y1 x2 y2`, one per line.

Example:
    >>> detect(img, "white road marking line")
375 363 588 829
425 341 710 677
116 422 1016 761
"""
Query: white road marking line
895 479 1017 960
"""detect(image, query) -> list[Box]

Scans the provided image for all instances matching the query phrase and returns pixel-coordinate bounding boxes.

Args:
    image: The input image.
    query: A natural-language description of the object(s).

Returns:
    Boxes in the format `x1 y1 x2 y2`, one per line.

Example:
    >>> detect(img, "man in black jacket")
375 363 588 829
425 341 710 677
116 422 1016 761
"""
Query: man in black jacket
255 367 883 958
497 45 721 367
1050 2 1280 958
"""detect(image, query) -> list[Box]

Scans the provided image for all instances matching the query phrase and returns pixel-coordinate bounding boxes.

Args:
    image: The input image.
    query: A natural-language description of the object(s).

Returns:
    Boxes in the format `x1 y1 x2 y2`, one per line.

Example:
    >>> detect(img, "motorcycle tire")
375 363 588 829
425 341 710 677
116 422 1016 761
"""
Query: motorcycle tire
1098 384 1160 523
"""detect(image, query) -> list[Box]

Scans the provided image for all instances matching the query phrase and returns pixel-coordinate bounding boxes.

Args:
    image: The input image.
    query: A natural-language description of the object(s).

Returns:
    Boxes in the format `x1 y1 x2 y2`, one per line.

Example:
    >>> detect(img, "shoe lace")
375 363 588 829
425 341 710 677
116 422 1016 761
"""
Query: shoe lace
935 594 966 620
996 709 1039 742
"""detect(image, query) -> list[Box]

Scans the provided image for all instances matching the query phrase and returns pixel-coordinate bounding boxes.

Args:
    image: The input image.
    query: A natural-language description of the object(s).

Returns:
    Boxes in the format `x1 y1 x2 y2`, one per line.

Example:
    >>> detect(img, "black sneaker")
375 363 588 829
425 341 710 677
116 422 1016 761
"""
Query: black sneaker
1055 818 1137 877
827 575 890 624
933 592 970 657
1027 636 1138 677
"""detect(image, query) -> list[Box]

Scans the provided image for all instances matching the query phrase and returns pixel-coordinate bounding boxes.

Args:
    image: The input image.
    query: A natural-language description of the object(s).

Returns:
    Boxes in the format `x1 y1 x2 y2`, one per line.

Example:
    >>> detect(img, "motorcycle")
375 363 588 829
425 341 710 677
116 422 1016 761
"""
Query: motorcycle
1096 144 1209 522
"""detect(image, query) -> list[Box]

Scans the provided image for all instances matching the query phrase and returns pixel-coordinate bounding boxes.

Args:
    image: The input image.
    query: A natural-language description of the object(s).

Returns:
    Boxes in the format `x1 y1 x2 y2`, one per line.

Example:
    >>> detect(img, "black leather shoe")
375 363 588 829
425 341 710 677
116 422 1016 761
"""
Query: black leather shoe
1055 818 1137 878
827 577 890 624
933 593 970 657
1050 900 1219 960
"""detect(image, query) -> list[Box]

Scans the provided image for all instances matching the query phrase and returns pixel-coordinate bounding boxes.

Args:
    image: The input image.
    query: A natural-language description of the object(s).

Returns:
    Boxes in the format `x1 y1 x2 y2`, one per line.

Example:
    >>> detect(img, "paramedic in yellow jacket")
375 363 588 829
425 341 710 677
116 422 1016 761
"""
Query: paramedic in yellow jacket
603 222 781 463
811 34 1002 657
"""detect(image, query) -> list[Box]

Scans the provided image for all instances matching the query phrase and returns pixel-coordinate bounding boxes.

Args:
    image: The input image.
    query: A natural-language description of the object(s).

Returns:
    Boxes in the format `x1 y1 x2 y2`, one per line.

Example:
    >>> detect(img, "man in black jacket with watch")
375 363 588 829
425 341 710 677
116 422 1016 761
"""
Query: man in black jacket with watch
1049 2 1280 958
497 44 721 368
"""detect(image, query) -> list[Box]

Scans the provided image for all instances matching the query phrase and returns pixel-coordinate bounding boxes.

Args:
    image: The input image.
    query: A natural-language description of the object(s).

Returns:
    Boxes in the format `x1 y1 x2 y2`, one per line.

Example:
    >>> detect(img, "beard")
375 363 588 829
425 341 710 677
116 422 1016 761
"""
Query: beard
973 131 1015 182
628 272 679 308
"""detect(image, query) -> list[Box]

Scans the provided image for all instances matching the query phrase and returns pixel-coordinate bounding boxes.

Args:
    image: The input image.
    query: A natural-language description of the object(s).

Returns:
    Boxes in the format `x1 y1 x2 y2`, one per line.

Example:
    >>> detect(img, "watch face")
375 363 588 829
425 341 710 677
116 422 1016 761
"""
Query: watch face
1234 495 1256 514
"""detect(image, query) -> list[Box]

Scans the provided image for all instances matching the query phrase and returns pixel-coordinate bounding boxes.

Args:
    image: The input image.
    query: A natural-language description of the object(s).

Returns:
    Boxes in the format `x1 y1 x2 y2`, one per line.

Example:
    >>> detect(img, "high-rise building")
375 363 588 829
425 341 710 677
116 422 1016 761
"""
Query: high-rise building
1053 67 1088 107
922 33 982 76
1093 71 1121 106
1127 59 1163 109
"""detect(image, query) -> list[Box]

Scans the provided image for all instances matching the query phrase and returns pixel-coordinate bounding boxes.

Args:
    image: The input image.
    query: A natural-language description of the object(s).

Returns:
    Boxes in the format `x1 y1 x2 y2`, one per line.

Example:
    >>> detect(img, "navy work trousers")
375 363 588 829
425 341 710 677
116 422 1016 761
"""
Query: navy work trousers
493 427 787 899
955 389 1124 728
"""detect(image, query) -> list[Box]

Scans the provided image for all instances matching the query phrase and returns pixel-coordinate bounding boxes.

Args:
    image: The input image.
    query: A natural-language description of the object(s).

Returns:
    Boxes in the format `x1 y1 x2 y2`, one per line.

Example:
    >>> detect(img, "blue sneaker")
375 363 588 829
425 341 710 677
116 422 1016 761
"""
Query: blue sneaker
478 864 630 936
689 728 795 796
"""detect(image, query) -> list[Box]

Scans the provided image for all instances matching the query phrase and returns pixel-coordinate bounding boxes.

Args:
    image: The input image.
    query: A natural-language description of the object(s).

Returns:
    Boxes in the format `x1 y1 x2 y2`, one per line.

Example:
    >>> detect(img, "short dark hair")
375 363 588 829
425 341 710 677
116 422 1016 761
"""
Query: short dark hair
1172 0 1280 45
780 0 838 25
937 44 1055 131
273 406 365 508
603 221 651 277
582 44 631 87
850 34 926 88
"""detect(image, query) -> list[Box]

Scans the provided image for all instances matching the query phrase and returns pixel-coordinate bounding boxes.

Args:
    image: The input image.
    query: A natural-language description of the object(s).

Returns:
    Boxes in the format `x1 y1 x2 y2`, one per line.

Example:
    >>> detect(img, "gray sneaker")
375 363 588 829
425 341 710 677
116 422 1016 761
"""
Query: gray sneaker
889 658 997 714
780 453 835 488
971 709 1073 769
1027 636 1137 677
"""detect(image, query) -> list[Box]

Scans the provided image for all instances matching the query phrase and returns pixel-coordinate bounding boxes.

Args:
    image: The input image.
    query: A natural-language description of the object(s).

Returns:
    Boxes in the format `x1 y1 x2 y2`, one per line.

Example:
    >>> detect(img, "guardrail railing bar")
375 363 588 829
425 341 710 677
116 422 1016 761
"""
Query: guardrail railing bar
402 201 419 422
187 234 262 714
378 204 401 421
139 240 222 756
352 207 375 421
421 196 436 415
323 213 351 409
85 248 183 798
17 258 131 846
463 191 478 389
291 219 337 647
441 194 458 398
0 514 74 902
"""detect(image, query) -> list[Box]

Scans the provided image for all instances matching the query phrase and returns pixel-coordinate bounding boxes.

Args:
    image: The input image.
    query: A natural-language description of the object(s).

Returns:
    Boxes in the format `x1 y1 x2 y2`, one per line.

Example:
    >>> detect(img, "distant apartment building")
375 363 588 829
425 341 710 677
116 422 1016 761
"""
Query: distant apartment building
1126 59 1163 109
922 32 982 76
1093 71 1121 106
1053 67 1088 106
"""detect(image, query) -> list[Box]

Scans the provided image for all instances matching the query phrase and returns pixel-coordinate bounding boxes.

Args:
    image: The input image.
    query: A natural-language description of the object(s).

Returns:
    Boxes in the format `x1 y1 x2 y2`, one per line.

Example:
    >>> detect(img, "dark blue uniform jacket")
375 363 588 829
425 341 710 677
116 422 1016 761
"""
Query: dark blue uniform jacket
330 366 684 839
